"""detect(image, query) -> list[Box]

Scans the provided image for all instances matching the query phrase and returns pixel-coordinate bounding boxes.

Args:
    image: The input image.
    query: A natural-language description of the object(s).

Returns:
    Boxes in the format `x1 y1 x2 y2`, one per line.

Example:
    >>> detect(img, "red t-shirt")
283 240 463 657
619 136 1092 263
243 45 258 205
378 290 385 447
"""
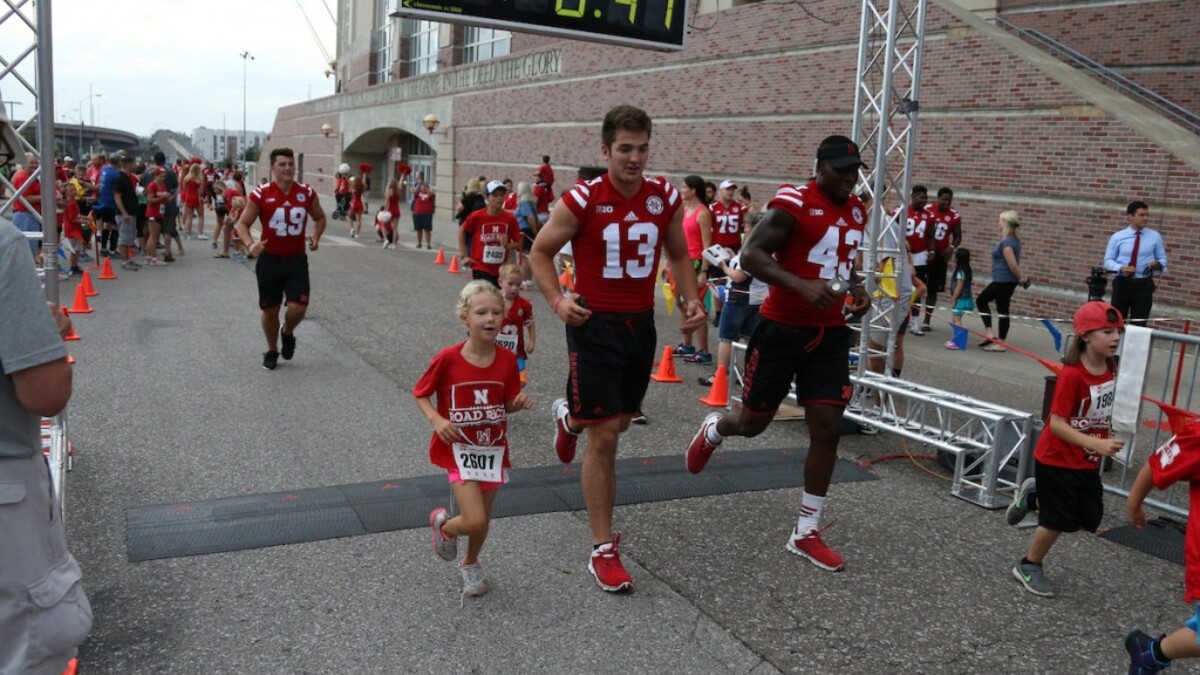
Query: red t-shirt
62 199 83 240
12 170 40 213
146 181 168 219
223 186 244 220
563 174 682 313
1034 361 1115 470
1148 421 1200 602
498 296 534 359
539 162 555 189
903 205 930 264
533 183 553 214
412 189 435 215
462 208 520 278
248 180 318 257
924 204 962 254
709 199 746 249
202 168 217 195
412 343 521 471
502 192 518 212
760 180 866 327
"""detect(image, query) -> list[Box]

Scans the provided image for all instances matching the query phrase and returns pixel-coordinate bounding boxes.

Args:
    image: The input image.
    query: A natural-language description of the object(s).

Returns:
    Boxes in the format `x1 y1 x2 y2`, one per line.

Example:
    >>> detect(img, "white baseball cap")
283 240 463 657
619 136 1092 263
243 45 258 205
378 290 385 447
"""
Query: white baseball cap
486 180 508 195
719 179 737 190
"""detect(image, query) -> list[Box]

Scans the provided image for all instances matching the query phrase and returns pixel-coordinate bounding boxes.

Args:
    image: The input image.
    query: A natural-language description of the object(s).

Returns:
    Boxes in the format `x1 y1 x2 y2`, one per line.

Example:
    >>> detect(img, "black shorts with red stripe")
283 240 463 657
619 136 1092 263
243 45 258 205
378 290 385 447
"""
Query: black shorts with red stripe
564 310 656 422
740 320 852 413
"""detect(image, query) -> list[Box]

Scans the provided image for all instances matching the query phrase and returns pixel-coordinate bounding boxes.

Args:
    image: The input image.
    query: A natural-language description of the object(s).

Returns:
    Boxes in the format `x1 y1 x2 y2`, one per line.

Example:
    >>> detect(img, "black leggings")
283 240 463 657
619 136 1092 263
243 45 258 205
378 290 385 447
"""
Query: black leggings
977 282 1018 339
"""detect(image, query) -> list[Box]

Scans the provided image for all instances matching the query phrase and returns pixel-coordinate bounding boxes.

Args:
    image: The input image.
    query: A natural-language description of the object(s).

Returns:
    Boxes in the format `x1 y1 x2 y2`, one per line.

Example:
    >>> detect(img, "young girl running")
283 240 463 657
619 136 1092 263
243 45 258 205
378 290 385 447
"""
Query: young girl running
944 247 973 350
414 281 533 600
1005 301 1126 597
496 264 536 386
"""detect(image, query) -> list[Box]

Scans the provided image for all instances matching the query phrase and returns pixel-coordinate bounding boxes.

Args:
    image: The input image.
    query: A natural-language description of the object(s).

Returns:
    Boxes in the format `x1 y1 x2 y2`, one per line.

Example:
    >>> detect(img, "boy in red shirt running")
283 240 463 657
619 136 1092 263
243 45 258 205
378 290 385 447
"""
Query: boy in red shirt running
459 181 520 287
496 263 536 386
1126 418 1200 673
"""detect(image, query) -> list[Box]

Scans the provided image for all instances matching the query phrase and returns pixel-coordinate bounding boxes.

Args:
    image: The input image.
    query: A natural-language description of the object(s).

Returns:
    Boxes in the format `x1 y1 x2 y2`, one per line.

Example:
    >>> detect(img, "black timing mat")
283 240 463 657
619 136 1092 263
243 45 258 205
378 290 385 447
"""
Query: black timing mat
1100 518 1186 566
125 447 875 562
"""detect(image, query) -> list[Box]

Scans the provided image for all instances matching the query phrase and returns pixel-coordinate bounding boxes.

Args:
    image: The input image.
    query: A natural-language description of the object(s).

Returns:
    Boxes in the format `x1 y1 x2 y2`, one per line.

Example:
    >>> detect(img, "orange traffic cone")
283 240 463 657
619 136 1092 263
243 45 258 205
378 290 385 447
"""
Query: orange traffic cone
446 255 461 273
649 345 682 383
699 365 729 407
62 307 80 341
62 657 79 675
98 257 117 280
66 284 93 314
434 247 446 265
81 269 99 297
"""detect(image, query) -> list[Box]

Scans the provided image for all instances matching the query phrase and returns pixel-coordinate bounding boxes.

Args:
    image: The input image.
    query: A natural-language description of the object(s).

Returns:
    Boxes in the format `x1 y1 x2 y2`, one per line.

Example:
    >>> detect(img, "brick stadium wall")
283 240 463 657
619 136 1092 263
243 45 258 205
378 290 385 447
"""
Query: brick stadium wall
265 0 1200 321
998 0 1200 116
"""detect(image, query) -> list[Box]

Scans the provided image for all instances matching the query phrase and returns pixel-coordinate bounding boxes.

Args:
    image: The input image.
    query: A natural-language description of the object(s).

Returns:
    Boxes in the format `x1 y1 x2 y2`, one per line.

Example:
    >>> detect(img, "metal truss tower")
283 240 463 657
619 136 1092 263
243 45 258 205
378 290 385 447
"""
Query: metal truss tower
1 0 59 303
851 0 927 378
840 0 1036 509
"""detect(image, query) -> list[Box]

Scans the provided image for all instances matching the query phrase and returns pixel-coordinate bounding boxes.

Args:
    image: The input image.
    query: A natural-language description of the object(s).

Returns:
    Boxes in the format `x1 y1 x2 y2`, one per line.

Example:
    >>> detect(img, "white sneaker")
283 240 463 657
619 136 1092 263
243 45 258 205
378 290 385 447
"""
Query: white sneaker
460 561 488 599
429 508 457 561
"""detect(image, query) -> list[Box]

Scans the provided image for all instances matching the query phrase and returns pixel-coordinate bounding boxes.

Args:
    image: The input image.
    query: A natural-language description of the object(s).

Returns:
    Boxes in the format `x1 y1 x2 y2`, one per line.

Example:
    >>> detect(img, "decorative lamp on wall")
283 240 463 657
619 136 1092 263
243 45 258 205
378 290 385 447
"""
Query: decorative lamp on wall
321 123 333 138
423 114 440 134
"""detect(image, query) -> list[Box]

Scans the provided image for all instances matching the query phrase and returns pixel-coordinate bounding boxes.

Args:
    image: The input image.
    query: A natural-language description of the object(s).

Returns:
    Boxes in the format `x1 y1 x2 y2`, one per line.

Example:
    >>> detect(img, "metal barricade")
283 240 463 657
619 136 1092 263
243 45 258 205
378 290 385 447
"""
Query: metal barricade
40 412 70 520
1102 328 1200 518
729 340 1036 509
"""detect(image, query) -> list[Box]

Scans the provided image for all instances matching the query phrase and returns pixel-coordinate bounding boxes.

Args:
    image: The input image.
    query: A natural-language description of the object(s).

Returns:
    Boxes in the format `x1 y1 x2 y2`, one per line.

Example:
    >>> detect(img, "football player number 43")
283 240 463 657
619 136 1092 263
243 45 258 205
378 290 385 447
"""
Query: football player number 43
268 207 307 237
806 226 863 280
602 222 657 279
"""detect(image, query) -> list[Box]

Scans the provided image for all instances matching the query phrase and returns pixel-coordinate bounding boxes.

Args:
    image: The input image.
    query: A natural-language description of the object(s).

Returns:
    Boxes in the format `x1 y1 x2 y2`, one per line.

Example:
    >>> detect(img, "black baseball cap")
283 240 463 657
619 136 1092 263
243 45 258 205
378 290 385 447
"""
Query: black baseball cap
816 135 868 170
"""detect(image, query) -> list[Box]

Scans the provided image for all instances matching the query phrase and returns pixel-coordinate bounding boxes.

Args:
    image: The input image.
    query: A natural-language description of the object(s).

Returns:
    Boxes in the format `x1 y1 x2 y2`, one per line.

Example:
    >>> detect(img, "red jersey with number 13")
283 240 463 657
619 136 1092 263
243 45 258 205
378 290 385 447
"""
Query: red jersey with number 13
249 181 318 257
563 174 681 313
760 180 866 327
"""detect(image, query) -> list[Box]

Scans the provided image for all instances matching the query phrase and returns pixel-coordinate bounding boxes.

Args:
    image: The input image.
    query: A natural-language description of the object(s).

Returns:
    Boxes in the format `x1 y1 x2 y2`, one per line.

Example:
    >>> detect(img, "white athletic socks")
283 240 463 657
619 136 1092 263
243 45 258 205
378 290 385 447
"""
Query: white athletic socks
796 492 826 535
704 420 723 445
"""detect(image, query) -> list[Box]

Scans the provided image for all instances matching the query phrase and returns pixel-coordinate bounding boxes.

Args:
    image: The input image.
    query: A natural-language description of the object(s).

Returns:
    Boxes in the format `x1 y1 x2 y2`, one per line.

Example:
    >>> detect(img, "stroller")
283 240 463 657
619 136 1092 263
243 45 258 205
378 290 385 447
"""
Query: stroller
332 193 351 221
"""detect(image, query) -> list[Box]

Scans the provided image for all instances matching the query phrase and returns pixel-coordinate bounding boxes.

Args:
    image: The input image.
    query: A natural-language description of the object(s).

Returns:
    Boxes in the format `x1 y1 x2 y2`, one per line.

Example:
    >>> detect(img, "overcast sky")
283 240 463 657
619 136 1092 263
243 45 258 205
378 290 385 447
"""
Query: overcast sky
0 0 338 138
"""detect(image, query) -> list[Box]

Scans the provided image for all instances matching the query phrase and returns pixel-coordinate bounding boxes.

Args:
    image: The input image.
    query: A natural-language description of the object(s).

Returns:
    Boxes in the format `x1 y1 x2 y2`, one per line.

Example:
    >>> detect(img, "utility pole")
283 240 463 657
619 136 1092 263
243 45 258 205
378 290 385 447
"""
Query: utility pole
240 51 254 165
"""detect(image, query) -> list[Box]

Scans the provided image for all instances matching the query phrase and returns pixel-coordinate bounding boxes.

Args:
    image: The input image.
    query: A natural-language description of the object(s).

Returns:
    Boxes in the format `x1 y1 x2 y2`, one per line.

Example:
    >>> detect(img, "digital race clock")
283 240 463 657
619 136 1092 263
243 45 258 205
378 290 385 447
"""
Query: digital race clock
392 0 687 51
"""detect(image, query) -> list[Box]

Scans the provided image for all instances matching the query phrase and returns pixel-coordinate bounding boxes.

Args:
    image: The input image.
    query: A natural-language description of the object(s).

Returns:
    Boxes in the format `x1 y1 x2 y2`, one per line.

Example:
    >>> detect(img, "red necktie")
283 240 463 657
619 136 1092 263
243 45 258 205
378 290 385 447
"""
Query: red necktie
1127 230 1141 277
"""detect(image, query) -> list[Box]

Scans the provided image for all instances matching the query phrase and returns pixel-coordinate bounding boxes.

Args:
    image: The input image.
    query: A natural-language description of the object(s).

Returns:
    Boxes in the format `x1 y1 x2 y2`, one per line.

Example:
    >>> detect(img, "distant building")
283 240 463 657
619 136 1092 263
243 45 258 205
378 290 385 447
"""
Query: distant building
192 126 267 162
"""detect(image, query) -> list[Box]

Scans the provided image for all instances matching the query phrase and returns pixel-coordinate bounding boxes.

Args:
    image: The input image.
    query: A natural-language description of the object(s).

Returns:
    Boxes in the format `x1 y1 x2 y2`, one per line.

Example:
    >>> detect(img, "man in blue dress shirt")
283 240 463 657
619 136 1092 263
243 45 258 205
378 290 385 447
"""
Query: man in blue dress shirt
1103 201 1168 326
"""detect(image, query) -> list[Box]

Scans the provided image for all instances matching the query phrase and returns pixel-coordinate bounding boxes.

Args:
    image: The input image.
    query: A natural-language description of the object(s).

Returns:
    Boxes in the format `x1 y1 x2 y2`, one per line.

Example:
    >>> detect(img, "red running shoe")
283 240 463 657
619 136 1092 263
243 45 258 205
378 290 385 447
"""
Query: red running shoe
785 525 844 572
552 397 579 463
588 532 633 592
685 413 723 474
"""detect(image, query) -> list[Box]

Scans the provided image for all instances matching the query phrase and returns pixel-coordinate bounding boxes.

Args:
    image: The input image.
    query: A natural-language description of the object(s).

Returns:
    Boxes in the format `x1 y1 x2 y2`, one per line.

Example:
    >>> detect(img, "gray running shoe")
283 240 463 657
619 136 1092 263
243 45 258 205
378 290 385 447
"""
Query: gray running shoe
429 508 457 561
1012 561 1054 597
460 561 488 598
1006 477 1037 526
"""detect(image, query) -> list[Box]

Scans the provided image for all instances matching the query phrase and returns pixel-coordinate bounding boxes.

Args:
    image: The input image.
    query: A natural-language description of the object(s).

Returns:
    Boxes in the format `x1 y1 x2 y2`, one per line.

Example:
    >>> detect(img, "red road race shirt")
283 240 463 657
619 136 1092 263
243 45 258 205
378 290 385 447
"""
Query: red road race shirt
462 209 520 278
563 174 682 314
924 204 962 254
1034 361 1115 470
413 343 521 471
708 200 746 249
760 180 866 327
412 190 435 215
248 181 318 257
1148 421 1200 602
903 206 930 265
146 182 167 219
12 170 40 213
498 296 533 359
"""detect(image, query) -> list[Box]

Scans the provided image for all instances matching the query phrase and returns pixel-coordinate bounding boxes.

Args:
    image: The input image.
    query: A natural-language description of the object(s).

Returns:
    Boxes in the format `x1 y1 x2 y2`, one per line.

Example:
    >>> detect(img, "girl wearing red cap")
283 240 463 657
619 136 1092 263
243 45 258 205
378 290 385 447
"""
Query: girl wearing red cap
1005 301 1126 597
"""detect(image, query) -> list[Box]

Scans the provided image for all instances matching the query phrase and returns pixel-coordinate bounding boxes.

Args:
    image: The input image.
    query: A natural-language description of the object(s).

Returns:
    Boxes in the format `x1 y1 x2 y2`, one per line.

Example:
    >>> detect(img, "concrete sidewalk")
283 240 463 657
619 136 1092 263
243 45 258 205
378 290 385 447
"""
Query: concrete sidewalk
56 205 1191 673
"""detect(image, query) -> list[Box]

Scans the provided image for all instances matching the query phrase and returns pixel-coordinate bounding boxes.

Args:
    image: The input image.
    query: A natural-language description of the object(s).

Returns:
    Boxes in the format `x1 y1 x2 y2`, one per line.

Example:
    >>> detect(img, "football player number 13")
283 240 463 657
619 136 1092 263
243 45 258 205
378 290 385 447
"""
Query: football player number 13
555 0 674 28
602 222 657 279
268 207 307 237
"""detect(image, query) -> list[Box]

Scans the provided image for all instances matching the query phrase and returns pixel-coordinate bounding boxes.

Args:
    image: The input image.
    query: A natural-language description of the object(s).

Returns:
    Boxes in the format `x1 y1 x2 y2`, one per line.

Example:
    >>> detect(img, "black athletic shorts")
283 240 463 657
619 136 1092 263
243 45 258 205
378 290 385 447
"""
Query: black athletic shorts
92 206 116 226
1034 459 1103 533
255 252 310 309
926 253 948 294
914 263 929 287
565 310 656 422
741 320 852 413
471 269 500 287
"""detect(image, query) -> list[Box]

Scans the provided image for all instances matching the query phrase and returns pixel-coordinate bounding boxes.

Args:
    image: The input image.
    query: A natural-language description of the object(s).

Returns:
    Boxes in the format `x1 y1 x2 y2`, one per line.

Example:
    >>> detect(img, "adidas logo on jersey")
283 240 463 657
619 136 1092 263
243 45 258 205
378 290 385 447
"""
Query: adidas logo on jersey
624 211 638 222
836 217 848 227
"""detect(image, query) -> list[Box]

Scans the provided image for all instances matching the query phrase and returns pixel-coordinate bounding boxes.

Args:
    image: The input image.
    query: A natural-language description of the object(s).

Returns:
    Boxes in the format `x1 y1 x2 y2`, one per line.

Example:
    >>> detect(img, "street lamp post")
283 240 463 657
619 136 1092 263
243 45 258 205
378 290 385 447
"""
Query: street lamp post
240 51 254 166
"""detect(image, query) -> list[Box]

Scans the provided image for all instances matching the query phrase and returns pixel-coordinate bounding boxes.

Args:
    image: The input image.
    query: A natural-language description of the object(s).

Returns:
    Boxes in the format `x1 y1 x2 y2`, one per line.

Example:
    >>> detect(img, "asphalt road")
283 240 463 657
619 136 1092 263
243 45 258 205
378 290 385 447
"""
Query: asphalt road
56 205 1191 674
